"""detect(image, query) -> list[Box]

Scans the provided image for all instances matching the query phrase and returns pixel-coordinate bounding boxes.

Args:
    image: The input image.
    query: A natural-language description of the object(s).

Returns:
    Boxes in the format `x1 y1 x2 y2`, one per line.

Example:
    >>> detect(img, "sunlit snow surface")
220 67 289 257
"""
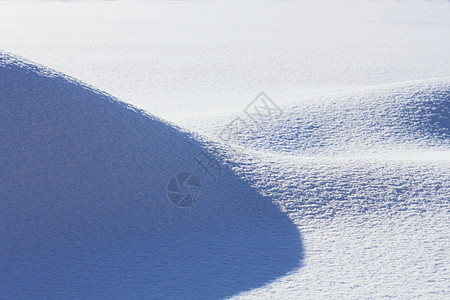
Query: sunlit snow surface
0 0 449 298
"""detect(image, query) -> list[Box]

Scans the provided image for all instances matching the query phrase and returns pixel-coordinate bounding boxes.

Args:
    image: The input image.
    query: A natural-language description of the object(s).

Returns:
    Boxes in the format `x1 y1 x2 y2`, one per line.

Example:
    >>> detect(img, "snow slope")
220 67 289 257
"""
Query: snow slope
195 79 450 298
0 52 303 299
0 0 449 298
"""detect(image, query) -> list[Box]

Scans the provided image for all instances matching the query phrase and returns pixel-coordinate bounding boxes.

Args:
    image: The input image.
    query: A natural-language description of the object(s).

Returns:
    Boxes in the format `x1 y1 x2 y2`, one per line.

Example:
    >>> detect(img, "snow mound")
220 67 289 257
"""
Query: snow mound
185 79 450 221
0 52 303 299
216 79 450 155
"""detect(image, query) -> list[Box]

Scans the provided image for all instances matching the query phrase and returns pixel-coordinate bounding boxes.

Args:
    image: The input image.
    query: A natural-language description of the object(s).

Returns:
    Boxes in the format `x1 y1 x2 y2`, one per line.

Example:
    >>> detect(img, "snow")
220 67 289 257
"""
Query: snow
0 0 449 299
0 52 304 299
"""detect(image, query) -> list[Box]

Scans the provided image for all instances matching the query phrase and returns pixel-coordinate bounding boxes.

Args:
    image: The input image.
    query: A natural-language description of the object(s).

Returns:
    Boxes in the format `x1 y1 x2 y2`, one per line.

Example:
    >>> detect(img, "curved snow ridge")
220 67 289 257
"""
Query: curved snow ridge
202 78 450 221
0 52 303 299
214 79 450 156
230 148 450 221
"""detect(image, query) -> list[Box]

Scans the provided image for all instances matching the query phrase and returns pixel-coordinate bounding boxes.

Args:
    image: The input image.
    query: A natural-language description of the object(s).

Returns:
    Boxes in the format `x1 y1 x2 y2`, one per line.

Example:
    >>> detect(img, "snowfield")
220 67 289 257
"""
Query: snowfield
0 0 449 299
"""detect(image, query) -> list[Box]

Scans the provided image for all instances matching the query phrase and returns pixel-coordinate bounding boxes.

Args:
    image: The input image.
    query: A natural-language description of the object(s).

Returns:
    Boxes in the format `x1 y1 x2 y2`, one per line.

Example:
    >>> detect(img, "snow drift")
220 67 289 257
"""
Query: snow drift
195 79 450 156
192 79 450 220
1 0 448 297
0 52 303 299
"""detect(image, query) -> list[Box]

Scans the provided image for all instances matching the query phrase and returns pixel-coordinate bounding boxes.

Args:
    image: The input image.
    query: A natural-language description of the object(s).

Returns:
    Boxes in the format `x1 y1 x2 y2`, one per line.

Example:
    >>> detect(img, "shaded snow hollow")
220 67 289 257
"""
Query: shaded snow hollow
0 52 303 299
